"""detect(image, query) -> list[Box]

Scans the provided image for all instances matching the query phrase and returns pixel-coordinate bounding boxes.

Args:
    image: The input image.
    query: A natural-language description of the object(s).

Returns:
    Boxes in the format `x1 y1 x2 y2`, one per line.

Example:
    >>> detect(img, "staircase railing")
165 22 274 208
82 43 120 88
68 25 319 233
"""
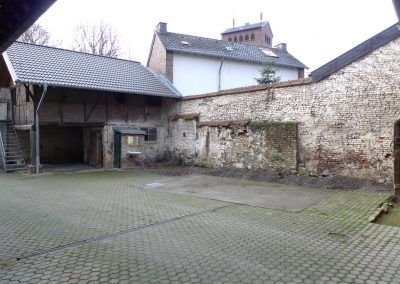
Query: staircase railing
0 126 6 171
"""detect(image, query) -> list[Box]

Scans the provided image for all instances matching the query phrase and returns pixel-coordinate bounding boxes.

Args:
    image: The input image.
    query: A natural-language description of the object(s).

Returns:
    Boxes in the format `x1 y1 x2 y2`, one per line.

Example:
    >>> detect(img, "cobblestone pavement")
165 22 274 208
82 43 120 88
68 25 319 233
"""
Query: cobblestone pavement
0 169 399 283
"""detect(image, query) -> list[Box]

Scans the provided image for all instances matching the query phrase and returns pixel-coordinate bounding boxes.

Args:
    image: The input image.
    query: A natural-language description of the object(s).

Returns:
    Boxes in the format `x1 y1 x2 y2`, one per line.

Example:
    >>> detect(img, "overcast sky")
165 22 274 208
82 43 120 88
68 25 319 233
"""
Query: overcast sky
37 0 397 73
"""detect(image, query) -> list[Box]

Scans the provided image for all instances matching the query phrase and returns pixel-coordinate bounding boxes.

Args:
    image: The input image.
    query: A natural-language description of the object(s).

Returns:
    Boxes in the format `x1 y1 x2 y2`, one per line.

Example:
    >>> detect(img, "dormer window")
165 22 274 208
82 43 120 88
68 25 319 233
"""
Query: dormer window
260 48 278 57
181 41 190 45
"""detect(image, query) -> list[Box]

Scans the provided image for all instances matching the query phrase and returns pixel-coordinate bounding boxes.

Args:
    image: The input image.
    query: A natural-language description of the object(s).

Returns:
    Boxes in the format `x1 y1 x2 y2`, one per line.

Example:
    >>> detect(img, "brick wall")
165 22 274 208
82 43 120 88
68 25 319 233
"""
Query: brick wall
165 37 400 183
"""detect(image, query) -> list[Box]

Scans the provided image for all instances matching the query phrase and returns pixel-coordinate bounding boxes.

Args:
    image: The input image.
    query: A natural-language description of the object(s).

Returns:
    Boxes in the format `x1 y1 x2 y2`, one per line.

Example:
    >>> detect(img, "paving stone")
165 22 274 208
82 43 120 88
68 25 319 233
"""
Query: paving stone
0 170 398 283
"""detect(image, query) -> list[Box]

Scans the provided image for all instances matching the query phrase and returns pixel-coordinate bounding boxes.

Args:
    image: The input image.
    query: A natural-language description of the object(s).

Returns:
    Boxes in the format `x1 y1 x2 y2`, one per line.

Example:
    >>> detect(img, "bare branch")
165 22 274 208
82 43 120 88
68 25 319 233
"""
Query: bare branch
18 23 50 45
72 21 121 58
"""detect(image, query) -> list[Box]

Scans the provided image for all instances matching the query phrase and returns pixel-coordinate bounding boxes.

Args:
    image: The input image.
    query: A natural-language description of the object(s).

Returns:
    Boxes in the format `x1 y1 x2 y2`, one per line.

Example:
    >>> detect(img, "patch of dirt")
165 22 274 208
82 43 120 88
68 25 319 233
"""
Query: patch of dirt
145 165 392 193
376 203 400 227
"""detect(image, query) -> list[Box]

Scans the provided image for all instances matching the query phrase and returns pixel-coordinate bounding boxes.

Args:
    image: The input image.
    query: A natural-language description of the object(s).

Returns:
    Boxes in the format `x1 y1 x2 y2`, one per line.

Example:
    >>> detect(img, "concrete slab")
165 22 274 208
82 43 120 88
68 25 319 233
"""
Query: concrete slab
143 175 333 211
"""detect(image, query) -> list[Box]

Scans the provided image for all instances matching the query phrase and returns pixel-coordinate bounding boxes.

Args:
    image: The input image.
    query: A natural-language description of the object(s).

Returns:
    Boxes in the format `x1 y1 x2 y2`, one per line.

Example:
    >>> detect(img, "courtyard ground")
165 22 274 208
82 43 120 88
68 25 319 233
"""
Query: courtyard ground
0 168 399 283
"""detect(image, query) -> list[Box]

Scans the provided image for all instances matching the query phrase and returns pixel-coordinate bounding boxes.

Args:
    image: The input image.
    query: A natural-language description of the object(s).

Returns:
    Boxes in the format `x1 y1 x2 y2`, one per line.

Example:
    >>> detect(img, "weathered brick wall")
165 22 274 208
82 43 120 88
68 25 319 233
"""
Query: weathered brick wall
147 34 174 82
201 122 298 171
166 37 400 183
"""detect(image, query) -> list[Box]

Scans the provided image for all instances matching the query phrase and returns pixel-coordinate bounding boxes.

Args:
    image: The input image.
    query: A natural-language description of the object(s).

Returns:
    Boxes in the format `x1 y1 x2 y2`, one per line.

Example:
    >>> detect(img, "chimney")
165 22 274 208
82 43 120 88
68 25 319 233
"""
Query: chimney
156 22 167 33
275 43 287 51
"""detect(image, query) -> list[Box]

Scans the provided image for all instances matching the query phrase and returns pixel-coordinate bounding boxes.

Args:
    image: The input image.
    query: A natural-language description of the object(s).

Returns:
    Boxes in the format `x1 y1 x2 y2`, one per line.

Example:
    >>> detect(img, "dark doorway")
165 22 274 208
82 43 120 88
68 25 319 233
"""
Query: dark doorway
394 120 400 200
114 131 121 168
40 126 84 164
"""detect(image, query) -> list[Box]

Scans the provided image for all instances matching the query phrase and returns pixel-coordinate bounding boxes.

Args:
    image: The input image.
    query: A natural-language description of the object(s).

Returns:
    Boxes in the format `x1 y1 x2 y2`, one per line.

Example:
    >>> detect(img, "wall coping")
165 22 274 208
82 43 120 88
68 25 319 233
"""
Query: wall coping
182 78 313 101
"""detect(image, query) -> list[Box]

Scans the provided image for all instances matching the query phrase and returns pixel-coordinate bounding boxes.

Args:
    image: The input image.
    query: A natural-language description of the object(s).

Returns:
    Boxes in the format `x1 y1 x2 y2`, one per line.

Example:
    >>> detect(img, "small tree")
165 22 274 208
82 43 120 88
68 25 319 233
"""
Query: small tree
18 23 50 45
256 61 280 85
73 21 121 58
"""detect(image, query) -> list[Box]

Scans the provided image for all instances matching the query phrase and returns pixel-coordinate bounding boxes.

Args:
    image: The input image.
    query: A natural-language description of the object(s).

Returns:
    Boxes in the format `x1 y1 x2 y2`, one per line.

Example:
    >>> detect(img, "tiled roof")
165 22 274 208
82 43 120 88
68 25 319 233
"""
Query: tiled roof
4 42 180 98
221 21 269 35
157 32 307 69
311 23 400 82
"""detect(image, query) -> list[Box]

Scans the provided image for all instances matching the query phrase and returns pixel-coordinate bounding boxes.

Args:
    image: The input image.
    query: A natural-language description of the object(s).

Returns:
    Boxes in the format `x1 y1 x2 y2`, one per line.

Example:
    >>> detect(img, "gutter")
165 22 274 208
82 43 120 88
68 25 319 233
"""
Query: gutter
35 85 47 174
218 60 224 91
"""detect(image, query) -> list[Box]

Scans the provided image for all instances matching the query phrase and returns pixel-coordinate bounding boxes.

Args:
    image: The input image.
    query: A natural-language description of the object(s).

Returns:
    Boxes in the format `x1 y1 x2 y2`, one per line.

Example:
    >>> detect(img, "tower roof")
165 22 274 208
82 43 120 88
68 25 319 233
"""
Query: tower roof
221 21 270 35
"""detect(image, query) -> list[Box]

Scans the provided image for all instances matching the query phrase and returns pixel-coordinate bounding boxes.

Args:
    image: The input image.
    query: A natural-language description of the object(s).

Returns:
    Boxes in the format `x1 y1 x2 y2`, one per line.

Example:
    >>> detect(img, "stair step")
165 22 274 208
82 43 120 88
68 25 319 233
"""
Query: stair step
6 160 25 167
6 167 26 172
5 153 23 156
6 164 26 169
1 122 26 173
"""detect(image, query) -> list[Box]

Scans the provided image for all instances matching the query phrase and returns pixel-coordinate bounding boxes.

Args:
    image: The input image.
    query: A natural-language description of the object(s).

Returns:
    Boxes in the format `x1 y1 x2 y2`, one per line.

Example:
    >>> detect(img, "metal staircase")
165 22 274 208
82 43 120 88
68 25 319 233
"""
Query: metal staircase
0 121 26 172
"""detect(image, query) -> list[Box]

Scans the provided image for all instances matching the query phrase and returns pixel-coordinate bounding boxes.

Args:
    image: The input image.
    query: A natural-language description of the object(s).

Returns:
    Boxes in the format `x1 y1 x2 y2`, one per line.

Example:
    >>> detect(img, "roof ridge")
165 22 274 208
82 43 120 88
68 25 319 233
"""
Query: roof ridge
12 41 141 64
221 21 270 34
158 31 280 51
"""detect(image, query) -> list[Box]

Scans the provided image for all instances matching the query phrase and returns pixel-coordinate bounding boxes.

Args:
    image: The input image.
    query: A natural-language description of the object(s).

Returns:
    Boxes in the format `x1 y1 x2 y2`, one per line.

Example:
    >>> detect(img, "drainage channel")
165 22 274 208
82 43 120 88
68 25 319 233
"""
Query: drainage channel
16 205 234 261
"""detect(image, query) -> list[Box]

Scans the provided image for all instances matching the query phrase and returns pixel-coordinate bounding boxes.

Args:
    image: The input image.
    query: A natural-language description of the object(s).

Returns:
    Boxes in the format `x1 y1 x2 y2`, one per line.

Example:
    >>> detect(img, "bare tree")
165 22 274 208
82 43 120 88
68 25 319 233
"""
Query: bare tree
73 22 121 57
18 23 50 45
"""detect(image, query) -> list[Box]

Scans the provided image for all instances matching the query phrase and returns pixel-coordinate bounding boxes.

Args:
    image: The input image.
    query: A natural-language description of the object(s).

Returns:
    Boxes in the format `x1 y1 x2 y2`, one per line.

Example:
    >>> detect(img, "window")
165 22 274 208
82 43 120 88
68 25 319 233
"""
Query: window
228 37 232 42
245 34 249 41
234 36 237 42
140 127 157 142
239 35 243 41
265 35 267 42
250 33 255 40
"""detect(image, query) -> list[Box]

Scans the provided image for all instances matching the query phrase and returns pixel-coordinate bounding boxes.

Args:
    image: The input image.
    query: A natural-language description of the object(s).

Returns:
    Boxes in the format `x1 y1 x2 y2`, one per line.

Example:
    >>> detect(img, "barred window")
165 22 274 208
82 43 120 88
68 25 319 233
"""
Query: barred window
140 127 157 142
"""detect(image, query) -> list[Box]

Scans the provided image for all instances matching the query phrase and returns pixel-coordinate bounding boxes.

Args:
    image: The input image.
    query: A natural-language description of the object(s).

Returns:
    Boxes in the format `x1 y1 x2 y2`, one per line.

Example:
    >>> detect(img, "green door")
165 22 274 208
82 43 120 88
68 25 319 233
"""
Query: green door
113 132 121 168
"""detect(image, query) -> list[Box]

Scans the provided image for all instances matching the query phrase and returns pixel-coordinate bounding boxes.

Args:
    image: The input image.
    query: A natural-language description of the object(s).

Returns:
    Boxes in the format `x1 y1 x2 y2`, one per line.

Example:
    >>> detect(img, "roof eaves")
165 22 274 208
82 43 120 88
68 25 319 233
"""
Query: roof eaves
13 79 180 98
393 0 400 21
0 0 57 53
156 74 182 97
311 23 400 82
2 52 18 82
167 48 306 69
146 33 157 67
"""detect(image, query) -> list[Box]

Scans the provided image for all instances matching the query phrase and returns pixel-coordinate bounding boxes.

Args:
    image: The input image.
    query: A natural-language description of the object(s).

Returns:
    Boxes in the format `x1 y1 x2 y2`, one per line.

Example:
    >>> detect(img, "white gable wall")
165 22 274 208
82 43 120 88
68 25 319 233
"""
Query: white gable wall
173 53 299 96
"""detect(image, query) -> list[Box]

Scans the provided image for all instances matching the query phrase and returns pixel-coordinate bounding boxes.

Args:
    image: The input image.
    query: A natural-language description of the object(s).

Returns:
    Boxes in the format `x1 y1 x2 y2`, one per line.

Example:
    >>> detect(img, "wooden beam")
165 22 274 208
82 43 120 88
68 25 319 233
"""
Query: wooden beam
86 94 102 122
105 93 108 123
23 84 35 102
111 95 128 122
83 93 87 122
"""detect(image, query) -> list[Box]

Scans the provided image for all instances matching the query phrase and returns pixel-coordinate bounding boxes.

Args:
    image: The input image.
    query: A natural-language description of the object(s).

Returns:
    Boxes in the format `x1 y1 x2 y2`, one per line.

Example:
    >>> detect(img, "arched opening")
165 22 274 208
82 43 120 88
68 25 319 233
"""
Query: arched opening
239 35 243 41
245 34 249 41
394 119 400 200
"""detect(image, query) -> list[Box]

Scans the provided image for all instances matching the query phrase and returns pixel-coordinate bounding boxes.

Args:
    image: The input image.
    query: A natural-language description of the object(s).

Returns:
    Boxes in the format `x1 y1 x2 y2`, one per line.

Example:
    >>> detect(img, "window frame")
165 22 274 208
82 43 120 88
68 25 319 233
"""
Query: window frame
140 127 157 142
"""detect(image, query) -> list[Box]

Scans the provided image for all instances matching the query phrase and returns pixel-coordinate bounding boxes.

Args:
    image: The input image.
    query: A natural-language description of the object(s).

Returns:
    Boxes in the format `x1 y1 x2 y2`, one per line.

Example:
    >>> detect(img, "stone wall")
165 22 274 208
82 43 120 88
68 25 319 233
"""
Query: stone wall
195 121 297 172
165 37 400 183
